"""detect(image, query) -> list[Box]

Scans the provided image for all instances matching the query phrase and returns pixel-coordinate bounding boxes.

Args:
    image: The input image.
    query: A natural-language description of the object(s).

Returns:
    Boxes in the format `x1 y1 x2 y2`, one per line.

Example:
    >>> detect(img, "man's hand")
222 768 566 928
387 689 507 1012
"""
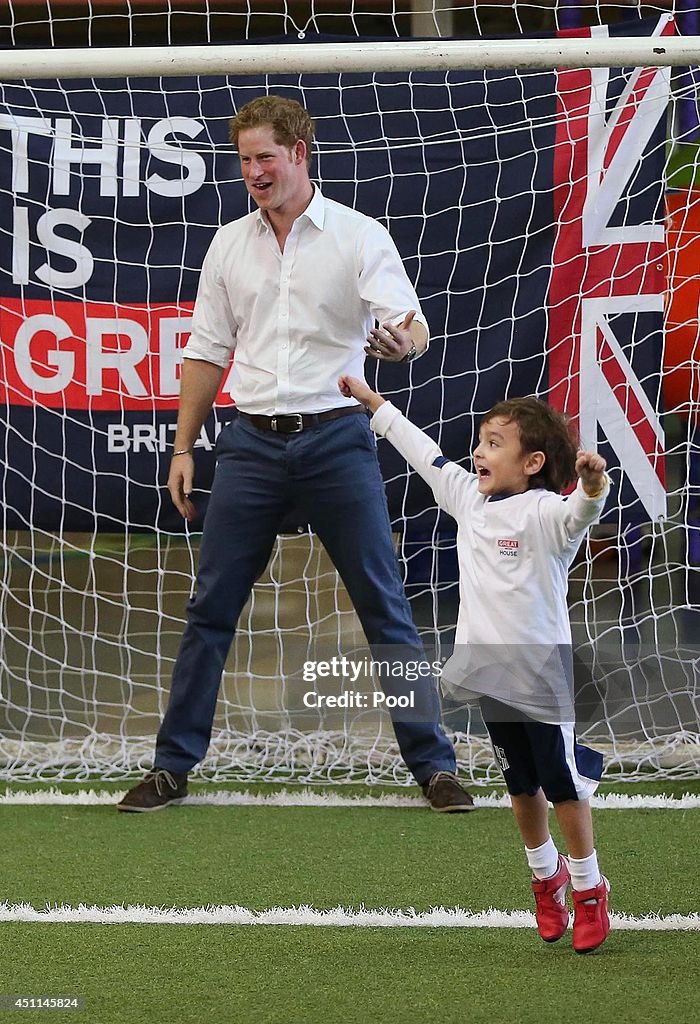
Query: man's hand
576 450 607 497
338 375 385 414
168 452 197 522
365 310 422 362
166 359 224 522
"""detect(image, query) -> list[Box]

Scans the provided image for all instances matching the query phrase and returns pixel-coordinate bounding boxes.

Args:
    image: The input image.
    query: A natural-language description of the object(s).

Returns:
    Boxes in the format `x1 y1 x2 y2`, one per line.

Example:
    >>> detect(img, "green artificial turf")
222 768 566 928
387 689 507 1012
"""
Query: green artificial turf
2 793 698 1024
3 926 699 1024
2 802 699 915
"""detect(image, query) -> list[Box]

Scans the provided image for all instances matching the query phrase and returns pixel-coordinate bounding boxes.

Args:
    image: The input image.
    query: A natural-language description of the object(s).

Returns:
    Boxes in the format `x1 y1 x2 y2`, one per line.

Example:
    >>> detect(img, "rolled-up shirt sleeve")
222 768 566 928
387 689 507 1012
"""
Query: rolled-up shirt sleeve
183 234 239 368
357 219 429 348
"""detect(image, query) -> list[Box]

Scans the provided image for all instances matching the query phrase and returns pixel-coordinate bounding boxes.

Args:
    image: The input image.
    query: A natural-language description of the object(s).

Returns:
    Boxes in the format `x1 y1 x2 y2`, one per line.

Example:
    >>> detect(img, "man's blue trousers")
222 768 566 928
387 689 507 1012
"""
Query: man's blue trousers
155 411 456 785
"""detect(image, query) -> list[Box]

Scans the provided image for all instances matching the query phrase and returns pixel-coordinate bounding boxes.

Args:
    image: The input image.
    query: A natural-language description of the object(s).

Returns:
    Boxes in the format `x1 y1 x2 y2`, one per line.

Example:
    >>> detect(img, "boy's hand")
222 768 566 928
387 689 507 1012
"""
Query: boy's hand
338 375 385 414
576 450 607 497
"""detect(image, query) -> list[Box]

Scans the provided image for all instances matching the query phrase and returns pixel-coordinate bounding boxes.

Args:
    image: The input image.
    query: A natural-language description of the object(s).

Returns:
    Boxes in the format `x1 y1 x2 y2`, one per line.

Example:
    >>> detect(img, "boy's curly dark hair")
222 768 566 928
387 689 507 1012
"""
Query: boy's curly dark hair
483 397 579 493
229 96 315 167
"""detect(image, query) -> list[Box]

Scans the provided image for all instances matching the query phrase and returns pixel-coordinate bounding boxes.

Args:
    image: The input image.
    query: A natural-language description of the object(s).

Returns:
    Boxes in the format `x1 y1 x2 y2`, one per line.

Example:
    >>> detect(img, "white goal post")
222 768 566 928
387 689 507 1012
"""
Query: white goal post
1 19 699 785
0 34 699 78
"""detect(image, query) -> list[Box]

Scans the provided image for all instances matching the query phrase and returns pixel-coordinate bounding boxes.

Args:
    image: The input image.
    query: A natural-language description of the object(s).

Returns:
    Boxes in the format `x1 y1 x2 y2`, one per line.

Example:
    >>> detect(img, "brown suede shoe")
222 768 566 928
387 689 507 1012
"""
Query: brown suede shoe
117 770 188 812
421 771 476 812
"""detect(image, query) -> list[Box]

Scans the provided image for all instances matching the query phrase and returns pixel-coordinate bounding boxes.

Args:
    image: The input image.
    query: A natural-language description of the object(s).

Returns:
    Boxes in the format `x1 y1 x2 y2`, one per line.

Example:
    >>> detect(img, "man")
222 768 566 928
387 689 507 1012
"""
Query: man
118 95 473 813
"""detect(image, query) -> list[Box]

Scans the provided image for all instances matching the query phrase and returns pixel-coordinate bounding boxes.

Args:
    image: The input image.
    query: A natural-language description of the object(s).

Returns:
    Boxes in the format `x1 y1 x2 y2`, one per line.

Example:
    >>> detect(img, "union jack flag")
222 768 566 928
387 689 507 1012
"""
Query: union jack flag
548 15 674 521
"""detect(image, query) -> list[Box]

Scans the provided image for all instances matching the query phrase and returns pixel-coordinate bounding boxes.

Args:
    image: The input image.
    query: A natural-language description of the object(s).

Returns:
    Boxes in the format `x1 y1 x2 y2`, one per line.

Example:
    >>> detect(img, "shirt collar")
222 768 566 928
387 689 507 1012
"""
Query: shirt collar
254 184 326 234
487 487 544 502
302 185 326 229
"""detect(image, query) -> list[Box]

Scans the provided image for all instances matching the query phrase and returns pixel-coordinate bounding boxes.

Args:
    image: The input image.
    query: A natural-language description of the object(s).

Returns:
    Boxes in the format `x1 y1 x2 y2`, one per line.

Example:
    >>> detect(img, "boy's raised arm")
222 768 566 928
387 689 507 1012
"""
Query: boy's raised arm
338 376 476 518
539 450 610 552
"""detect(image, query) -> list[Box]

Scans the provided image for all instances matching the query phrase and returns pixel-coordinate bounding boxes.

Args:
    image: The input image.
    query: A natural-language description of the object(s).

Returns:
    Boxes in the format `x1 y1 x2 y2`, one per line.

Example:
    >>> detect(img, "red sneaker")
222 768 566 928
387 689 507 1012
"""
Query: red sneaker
531 855 571 942
572 877 611 954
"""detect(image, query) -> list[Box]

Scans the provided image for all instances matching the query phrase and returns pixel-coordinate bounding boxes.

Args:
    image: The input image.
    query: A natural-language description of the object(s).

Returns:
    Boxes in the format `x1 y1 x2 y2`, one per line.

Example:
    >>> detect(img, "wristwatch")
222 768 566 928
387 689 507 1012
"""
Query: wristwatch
401 342 417 363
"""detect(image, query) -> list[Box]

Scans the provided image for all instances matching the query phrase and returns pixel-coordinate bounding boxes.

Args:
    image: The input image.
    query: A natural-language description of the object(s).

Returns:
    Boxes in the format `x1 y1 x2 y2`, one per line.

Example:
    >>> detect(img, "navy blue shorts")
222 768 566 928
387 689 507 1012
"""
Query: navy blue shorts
481 698 603 803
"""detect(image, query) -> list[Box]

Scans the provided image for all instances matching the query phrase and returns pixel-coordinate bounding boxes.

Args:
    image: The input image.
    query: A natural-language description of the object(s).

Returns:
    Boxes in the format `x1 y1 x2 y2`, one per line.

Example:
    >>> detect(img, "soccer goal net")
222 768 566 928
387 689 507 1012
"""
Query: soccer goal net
1 5 699 784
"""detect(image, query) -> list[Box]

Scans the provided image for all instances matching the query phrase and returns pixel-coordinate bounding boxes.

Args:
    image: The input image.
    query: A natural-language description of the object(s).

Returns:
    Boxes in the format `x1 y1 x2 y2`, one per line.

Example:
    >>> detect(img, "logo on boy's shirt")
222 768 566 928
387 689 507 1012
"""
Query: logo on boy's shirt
498 538 519 558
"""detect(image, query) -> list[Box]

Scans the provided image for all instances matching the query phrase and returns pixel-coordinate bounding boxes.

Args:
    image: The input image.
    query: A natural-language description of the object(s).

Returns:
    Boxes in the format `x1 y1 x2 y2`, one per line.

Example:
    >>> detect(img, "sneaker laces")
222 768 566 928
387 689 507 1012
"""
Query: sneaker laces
425 771 457 796
144 769 180 796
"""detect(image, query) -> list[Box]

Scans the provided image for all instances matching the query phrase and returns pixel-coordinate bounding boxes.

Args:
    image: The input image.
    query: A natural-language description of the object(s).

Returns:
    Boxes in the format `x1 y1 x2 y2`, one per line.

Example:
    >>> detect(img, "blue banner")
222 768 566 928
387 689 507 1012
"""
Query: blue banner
0 19 670 532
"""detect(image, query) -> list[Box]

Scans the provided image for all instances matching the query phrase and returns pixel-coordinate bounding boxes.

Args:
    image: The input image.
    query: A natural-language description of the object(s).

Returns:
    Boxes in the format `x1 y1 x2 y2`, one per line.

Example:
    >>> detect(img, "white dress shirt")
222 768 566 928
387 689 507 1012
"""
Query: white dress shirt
183 187 429 415
371 402 610 722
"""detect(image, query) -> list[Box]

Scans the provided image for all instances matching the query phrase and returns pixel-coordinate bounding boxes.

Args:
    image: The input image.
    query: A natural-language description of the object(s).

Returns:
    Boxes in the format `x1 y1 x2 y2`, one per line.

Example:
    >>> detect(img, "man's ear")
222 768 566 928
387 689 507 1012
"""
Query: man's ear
293 139 307 165
524 450 546 477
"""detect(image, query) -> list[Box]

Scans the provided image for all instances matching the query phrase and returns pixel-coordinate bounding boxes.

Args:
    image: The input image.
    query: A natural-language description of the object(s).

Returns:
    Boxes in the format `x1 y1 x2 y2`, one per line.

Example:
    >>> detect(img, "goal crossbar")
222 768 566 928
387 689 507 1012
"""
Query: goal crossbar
0 31 696 80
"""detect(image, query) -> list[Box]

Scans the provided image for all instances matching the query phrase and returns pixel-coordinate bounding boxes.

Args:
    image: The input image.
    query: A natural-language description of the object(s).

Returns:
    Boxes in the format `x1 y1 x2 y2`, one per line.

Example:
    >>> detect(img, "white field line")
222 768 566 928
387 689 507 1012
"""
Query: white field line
0 902 698 930
1 788 699 809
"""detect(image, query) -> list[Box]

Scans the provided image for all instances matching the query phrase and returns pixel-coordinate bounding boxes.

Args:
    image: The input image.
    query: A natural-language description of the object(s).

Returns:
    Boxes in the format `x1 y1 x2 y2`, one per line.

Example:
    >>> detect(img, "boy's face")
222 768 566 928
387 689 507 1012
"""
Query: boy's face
472 416 544 496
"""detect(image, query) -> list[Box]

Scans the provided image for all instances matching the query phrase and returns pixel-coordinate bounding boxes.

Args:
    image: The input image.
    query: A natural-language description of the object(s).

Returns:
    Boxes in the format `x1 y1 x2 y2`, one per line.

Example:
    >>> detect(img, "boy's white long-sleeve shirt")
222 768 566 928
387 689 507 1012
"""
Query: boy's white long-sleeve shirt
371 402 610 722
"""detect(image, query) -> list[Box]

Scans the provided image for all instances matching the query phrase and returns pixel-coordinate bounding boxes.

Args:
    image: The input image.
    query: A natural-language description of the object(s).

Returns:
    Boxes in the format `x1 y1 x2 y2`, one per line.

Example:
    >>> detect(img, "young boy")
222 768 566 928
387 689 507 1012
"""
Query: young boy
339 375 611 954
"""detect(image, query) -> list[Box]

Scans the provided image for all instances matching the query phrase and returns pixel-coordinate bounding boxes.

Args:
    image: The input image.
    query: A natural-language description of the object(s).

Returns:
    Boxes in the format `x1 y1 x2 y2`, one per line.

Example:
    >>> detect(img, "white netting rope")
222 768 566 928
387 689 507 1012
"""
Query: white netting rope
1 19 699 782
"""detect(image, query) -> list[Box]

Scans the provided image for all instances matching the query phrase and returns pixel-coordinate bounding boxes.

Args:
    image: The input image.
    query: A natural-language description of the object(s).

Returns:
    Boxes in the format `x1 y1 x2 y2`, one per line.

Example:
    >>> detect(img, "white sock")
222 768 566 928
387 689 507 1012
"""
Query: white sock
568 850 601 892
525 837 560 880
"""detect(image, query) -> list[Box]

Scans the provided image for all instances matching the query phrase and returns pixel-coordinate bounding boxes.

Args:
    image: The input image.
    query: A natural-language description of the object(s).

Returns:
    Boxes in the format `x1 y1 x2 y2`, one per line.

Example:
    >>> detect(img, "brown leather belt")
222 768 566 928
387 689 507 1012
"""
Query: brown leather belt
239 405 366 434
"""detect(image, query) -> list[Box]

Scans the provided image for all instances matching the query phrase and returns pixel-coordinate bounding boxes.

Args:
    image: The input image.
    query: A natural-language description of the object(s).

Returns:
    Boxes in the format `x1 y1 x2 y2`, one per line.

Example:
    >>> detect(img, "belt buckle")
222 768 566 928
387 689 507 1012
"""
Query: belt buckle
271 413 304 434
